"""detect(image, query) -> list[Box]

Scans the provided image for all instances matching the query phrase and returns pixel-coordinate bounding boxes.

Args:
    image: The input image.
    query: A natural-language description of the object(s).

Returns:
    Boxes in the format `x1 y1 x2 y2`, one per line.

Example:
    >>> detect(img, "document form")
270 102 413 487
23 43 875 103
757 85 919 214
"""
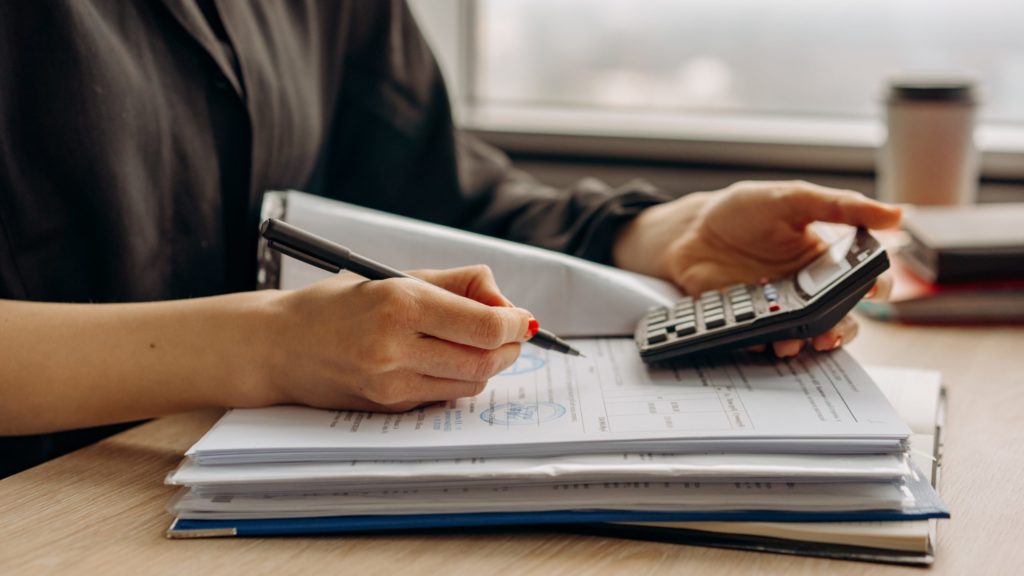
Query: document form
188 340 909 463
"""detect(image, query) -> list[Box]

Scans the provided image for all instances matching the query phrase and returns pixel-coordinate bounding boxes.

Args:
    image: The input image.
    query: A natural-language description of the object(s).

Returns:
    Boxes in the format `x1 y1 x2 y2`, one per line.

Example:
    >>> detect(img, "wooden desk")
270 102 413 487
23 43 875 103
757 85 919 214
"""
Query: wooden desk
3 316 1023 575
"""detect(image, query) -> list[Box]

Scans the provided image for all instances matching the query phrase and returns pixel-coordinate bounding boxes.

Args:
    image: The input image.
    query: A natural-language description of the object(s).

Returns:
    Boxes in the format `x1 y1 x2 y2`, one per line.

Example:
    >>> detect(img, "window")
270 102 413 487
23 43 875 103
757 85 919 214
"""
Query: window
412 0 1024 177
476 0 1024 122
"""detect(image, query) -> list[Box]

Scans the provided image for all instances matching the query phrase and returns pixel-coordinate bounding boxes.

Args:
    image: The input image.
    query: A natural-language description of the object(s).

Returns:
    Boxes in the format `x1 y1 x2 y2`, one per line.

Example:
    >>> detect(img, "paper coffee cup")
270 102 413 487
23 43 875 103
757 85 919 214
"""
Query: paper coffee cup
876 80 979 206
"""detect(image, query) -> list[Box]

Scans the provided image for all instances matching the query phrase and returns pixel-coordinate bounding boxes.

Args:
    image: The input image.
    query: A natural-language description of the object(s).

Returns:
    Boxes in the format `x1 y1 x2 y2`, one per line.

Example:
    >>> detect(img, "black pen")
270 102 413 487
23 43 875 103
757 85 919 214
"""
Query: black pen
260 218 583 357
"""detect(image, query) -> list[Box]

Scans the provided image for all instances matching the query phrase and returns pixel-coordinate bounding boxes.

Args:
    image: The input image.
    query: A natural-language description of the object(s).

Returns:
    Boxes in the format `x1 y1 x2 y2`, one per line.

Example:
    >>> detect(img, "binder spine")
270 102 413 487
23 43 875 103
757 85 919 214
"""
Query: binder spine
257 191 289 290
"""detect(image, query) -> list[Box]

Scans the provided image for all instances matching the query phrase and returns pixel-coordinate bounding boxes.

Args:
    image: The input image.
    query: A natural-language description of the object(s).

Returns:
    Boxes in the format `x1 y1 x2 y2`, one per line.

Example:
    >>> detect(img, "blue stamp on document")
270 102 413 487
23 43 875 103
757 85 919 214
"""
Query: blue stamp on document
481 402 566 426
497 351 545 376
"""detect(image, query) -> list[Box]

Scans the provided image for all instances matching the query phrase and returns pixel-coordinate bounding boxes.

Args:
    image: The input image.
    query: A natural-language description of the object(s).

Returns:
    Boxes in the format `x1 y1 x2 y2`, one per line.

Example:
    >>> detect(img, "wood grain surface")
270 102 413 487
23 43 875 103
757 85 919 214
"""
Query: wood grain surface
2 314 1022 575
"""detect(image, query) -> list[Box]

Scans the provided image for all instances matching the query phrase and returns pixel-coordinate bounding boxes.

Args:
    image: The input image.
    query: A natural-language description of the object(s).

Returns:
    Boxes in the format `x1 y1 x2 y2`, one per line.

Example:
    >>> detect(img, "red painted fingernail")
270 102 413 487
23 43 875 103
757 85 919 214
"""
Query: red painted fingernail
526 318 540 339
864 283 878 299
832 336 843 350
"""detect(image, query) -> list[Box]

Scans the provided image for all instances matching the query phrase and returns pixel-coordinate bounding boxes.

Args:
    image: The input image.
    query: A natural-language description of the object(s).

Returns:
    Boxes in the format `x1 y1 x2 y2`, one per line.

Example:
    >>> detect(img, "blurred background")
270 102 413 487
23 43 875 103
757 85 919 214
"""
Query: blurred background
476 0 1024 123
409 0 1024 200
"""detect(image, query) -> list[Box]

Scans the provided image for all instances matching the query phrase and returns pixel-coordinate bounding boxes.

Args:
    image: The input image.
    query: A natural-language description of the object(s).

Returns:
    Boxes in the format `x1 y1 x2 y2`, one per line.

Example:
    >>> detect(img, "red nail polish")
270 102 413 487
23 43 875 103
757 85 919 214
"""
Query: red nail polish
526 318 540 339
832 336 843 350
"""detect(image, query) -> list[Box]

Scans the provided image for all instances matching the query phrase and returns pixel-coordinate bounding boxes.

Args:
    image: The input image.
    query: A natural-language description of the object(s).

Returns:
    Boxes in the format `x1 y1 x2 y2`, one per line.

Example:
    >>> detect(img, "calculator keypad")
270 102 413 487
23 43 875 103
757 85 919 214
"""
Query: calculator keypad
642 283 776 347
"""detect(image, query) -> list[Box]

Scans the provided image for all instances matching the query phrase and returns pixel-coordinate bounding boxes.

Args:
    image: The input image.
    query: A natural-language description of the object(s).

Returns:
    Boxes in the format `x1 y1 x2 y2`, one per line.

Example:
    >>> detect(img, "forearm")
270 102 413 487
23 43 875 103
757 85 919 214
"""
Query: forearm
0 291 280 435
464 165 672 264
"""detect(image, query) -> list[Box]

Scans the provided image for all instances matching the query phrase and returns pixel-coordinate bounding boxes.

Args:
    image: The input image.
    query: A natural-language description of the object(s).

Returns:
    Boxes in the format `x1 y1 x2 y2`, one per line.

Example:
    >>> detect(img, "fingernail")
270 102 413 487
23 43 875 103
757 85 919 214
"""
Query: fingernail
864 283 878 299
831 336 843 350
525 318 540 340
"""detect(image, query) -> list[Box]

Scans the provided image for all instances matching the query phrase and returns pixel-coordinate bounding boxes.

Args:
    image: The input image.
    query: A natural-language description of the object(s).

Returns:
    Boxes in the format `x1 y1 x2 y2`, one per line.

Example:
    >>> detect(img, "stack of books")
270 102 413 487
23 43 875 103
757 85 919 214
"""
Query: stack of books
165 341 948 565
859 203 1024 323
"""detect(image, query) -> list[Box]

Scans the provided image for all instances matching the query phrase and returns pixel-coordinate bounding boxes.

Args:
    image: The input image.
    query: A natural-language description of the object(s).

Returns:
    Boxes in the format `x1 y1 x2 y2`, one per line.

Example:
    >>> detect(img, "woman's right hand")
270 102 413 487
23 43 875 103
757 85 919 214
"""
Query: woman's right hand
254 265 534 413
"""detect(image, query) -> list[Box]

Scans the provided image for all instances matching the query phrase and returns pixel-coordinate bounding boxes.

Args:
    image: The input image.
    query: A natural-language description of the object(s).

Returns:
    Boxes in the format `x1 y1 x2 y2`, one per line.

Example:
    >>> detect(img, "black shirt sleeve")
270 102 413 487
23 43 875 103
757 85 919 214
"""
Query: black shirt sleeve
308 0 671 264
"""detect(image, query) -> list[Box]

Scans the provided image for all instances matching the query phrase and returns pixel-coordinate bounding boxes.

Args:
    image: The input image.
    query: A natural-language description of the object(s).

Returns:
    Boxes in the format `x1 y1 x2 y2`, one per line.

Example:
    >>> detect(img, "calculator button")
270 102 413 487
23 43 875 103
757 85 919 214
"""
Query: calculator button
734 308 755 322
646 320 672 331
647 332 668 345
647 313 668 324
675 313 695 323
674 322 696 336
768 302 781 313
704 315 726 329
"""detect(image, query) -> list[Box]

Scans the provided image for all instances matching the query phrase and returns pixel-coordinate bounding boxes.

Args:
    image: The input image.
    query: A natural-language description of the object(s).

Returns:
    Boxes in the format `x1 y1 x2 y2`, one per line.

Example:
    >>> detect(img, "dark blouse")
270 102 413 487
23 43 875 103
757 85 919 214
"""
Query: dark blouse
0 0 668 477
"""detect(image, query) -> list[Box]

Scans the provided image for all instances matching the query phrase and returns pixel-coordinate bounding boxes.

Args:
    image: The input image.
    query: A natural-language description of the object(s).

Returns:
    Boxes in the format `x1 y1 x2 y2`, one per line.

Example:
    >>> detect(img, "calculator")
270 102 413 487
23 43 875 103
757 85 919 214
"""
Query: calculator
635 227 888 363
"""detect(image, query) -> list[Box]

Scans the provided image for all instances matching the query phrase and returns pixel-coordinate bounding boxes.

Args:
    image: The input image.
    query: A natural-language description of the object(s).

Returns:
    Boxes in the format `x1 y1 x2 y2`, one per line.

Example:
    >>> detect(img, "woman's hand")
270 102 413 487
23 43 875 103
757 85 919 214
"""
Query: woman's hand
613 180 901 356
257 265 534 413
0 265 532 434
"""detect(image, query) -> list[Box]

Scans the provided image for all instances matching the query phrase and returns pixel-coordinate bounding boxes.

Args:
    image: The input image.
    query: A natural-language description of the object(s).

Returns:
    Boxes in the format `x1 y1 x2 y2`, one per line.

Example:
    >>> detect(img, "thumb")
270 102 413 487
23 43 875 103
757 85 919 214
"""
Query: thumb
783 183 902 230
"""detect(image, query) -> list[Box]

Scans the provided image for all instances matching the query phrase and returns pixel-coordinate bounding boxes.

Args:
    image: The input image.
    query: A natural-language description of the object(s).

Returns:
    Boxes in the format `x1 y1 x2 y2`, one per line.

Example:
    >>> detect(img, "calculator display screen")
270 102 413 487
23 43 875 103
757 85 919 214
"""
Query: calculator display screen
795 231 856 298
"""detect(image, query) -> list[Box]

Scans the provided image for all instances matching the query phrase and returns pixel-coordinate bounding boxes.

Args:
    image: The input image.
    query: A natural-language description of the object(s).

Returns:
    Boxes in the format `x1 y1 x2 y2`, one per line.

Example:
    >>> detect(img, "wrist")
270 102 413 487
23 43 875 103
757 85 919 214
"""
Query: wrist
612 192 709 279
218 289 291 409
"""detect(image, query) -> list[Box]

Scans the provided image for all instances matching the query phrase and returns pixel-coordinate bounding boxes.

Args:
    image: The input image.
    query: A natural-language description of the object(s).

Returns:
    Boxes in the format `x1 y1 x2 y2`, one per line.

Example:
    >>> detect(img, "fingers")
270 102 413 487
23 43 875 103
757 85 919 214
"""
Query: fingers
782 182 902 230
771 314 860 358
810 314 860 351
401 279 533 349
411 265 513 307
408 338 522 381
864 272 893 302
772 339 804 358
360 372 489 411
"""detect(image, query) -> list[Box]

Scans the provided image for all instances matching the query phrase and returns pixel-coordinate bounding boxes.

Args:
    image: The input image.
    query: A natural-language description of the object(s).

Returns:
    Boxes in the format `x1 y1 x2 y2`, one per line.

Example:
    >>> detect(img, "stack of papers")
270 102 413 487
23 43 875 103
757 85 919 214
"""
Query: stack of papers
184 340 912 464
166 340 948 564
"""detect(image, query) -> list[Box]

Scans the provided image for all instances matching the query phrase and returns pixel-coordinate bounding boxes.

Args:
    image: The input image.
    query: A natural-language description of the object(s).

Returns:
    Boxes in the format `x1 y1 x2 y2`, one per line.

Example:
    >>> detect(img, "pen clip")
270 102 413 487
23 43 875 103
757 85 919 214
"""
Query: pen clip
267 240 342 274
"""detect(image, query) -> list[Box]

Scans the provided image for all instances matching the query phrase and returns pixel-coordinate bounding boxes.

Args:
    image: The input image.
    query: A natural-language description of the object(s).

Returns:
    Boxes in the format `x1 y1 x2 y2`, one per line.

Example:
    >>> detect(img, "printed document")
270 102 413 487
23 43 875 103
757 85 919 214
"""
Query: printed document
188 340 910 464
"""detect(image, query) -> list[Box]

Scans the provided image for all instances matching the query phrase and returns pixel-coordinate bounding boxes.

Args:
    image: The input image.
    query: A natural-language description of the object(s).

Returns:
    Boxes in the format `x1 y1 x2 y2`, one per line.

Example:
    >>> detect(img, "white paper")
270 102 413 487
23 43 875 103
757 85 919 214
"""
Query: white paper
624 367 945 554
168 452 910 495
187 340 911 464
172 479 913 519
276 191 681 336
866 366 942 435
